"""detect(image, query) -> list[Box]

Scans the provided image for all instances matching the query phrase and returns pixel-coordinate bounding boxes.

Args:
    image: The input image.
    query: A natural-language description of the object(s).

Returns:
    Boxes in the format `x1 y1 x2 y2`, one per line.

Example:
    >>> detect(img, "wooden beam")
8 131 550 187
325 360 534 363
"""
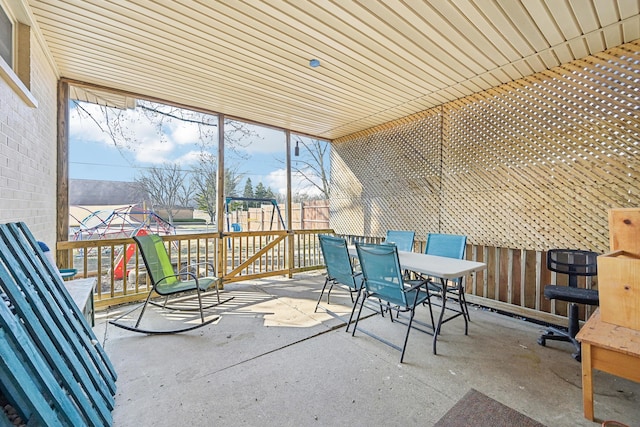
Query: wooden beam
216 114 225 281
286 130 294 277
56 80 70 267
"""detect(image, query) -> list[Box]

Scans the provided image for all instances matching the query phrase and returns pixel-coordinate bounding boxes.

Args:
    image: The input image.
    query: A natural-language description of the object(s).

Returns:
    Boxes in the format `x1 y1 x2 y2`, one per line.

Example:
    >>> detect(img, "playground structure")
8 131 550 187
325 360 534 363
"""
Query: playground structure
71 206 175 240
71 206 175 280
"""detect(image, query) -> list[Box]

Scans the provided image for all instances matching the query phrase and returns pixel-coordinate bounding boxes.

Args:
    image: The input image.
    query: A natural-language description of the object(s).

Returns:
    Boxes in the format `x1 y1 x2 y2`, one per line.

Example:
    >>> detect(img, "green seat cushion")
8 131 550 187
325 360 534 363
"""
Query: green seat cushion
155 276 218 295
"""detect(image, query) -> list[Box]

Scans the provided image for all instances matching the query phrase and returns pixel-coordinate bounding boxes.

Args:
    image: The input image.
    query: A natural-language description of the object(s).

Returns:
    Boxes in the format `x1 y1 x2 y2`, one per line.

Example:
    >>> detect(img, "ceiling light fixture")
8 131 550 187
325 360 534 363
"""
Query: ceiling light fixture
309 59 320 68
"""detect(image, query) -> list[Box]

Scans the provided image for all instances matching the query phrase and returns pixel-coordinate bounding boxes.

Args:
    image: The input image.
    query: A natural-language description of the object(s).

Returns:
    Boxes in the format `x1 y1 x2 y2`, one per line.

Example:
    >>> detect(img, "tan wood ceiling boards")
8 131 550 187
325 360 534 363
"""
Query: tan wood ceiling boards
27 0 640 140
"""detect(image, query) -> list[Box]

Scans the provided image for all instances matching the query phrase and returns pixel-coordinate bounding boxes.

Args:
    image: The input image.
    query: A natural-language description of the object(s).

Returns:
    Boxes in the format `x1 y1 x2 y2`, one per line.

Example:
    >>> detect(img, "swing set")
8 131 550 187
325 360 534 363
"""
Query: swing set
224 197 286 232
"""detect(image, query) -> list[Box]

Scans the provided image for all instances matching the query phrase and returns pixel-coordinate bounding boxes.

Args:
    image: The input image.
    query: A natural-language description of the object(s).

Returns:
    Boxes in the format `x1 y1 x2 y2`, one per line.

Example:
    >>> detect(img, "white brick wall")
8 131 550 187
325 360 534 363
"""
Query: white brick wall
0 30 58 248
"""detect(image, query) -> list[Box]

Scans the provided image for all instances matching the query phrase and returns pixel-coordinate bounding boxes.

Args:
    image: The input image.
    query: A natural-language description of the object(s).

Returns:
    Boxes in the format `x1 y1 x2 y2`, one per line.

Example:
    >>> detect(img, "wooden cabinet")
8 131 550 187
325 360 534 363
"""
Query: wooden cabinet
597 251 640 330
597 209 640 331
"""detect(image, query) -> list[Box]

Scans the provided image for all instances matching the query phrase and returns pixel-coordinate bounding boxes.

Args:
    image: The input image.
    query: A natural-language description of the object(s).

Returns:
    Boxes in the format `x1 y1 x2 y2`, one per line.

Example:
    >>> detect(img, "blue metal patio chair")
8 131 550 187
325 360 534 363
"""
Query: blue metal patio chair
423 233 470 323
352 242 434 363
385 230 415 252
317 234 363 329
109 234 232 334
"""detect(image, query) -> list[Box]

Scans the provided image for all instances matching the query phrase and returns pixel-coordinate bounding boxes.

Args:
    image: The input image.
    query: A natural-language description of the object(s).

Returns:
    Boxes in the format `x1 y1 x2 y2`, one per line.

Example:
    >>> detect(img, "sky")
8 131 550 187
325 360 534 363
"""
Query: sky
69 101 327 199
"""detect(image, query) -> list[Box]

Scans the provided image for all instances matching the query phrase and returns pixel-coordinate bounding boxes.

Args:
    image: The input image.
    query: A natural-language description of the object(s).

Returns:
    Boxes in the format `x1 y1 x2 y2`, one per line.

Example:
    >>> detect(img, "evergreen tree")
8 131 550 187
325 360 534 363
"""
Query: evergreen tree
265 187 275 200
254 182 268 201
243 178 254 208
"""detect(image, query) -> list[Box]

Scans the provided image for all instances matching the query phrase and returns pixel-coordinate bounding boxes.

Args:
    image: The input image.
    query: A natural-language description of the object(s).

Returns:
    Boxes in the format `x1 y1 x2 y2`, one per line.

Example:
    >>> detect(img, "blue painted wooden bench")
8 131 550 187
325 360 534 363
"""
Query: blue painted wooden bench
0 222 117 426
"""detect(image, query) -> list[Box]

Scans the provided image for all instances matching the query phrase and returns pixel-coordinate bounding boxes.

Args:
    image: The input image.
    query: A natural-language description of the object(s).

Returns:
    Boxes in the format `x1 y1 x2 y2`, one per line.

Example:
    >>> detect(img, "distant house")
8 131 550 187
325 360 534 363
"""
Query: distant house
69 179 193 227
69 179 148 206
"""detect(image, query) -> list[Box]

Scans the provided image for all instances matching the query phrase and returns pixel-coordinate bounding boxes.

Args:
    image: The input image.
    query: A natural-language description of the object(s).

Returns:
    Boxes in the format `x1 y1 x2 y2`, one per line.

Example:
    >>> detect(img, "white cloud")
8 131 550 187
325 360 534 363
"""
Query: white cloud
174 150 204 165
170 121 202 145
264 168 323 197
70 103 287 162
237 127 285 155
265 169 287 195
71 103 167 154
133 139 175 164
69 105 112 145
69 102 329 191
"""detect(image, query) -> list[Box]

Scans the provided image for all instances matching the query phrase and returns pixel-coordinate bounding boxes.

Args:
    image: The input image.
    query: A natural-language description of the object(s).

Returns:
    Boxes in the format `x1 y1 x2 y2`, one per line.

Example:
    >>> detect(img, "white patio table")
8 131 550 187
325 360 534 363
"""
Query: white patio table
348 245 487 354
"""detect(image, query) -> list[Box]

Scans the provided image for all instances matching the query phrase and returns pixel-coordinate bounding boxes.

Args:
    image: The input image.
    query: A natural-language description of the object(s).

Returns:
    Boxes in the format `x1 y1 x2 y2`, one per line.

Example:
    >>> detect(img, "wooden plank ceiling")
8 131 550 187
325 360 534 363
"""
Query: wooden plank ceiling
26 0 640 140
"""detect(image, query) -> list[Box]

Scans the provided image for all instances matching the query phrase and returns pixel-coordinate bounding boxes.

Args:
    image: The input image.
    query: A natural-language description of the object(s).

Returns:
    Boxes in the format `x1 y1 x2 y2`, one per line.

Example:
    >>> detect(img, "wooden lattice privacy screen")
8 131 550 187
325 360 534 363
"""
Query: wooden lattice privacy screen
332 40 639 253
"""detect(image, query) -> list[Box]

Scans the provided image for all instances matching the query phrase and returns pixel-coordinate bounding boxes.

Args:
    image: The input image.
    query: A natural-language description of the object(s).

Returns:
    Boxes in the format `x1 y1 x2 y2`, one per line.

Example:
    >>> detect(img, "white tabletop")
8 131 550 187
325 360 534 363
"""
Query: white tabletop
397 251 486 279
349 246 486 280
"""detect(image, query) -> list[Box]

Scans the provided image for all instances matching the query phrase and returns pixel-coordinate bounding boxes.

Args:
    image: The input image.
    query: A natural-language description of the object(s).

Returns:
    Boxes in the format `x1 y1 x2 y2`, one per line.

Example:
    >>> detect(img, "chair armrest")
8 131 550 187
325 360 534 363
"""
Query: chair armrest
403 279 428 292
156 271 197 286
179 261 216 276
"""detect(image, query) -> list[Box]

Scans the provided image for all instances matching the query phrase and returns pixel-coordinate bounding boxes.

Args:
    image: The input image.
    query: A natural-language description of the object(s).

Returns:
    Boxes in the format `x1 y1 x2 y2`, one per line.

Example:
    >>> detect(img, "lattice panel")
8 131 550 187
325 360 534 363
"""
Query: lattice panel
331 110 442 239
332 40 640 251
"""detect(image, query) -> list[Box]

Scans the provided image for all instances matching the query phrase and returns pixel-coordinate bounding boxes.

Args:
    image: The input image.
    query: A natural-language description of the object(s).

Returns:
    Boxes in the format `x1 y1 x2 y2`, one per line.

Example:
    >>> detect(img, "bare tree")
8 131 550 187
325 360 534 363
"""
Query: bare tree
73 99 263 221
192 153 217 223
224 167 243 197
177 179 194 209
135 163 188 224
292 136 330 199
73 100 259 154
192 153 243 223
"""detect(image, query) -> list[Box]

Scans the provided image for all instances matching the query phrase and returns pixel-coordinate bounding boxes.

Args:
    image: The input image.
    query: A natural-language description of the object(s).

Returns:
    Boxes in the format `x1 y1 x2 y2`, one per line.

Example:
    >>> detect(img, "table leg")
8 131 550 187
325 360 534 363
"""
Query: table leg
581 342 594 420
432 277 471 354
433 278 447 355
457 280 469 334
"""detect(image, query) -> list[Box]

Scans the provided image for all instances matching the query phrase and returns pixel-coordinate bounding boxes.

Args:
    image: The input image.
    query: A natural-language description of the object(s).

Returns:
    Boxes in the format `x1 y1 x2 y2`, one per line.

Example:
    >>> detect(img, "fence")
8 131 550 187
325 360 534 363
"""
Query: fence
225 200 329 231
341 234 596 326
56 229 331 309
57 228 593 327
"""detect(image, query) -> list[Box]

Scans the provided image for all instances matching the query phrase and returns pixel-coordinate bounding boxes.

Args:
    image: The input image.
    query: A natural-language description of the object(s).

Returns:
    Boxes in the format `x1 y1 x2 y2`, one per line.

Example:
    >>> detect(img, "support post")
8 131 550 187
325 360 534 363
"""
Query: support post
286 130 294 277
216 115 226 285
56 80 70 268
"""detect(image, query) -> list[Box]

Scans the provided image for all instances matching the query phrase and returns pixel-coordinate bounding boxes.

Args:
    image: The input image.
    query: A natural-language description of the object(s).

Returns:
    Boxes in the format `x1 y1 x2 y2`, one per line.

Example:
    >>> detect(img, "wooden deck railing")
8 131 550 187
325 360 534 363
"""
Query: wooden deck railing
56 229 332 309
58 229 593 326
339 235 598 327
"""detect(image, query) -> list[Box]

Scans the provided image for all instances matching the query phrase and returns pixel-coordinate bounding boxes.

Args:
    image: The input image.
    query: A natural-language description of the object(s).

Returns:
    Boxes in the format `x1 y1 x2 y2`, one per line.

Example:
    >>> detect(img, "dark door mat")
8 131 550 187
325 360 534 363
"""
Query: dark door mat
434 388 546 427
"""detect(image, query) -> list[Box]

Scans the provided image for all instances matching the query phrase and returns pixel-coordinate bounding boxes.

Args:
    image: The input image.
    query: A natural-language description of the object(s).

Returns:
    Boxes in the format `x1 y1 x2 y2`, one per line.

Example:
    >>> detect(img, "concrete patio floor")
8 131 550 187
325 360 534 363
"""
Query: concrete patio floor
95 272 640 427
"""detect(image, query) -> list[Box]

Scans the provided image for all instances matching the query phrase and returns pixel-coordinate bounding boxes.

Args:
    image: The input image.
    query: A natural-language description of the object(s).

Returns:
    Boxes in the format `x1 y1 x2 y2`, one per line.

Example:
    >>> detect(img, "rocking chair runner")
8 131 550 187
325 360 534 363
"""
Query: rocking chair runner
109 234 231 334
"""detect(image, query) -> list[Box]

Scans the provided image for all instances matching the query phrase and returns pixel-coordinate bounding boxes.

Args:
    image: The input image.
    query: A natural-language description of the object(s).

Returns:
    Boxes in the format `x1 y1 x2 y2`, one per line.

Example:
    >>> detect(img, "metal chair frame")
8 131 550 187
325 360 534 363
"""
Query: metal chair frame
422 233 470 324
109 234 232 334
316 234 364 328
352 242 434 363
538 249 599 361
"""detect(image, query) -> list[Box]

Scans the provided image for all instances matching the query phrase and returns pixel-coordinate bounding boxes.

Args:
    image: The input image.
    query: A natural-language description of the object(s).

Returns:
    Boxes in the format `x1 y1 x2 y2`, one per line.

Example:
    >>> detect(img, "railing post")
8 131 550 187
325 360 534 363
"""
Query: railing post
285 130 294 277
216 114 226 285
